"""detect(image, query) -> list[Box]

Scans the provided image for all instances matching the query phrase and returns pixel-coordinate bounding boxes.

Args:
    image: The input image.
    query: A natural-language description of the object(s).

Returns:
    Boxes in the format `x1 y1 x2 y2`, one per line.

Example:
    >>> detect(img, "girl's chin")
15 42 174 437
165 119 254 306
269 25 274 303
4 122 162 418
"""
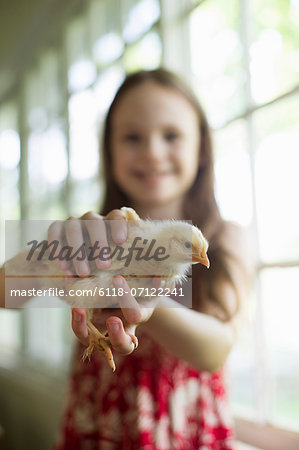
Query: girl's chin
122 178 186 204
134 176 168 188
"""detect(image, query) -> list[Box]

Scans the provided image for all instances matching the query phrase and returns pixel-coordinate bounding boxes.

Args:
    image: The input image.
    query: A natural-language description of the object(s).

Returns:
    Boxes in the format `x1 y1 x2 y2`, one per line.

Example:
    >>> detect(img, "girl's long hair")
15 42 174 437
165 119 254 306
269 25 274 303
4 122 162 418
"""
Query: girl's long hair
100 68 242 321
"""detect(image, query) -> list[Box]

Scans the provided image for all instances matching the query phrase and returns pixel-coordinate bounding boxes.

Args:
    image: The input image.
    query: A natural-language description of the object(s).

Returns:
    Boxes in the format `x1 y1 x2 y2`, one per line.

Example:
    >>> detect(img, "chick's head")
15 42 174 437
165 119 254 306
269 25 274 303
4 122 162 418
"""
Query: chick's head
154 222 210 268
190 225 210 267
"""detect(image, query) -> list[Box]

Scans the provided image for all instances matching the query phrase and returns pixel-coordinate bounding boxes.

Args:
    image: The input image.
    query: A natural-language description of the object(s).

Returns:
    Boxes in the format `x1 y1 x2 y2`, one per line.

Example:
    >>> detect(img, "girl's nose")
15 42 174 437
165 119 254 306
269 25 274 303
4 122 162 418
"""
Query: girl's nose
141 136 165 162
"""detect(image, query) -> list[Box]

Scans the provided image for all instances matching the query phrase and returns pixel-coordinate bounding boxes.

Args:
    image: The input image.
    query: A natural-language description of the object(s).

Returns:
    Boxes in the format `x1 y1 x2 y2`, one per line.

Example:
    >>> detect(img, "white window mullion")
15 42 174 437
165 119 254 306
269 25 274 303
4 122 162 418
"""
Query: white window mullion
18 83 30 223
59 33 72 217
240 0 270 425
160 0 192 82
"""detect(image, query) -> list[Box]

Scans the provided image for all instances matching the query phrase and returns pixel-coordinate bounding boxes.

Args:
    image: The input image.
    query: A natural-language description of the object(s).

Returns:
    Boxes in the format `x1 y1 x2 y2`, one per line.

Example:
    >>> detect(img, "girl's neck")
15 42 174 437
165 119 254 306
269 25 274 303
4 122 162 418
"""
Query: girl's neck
133 197 184 220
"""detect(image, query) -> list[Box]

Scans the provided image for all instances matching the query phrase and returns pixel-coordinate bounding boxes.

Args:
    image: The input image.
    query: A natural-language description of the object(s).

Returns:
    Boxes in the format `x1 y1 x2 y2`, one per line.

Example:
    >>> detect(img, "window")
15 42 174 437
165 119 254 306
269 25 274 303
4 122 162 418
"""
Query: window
185 0 299 436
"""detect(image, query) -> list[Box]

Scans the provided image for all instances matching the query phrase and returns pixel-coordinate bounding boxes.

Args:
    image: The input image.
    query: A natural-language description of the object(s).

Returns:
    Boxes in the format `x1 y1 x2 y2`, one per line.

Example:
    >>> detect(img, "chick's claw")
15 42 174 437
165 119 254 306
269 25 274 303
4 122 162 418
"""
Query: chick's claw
82 321 116 372
82 335 95 362
128 332 138 349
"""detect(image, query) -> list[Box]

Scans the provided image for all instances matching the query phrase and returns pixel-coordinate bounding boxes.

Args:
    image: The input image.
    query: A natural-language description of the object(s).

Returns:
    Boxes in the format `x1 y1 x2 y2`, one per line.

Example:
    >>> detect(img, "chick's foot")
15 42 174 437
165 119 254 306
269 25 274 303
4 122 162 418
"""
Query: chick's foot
82 320 116 372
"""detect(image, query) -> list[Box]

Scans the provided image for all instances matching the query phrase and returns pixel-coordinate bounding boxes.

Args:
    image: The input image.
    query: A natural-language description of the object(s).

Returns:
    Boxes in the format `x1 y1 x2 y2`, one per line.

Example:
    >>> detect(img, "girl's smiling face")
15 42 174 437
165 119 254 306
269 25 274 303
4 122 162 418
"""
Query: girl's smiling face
111 81 200 207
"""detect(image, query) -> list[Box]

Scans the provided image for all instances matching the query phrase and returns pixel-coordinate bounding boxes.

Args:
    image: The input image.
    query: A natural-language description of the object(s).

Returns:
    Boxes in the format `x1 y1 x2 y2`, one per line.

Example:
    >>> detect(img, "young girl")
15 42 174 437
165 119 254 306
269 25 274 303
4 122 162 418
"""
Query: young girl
54 69 248 449
49 68 249 450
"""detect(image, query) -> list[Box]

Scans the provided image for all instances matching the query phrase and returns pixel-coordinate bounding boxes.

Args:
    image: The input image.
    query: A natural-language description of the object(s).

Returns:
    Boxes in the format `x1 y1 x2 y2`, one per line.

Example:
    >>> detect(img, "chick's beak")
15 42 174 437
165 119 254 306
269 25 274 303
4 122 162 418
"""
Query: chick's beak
192 248 210 268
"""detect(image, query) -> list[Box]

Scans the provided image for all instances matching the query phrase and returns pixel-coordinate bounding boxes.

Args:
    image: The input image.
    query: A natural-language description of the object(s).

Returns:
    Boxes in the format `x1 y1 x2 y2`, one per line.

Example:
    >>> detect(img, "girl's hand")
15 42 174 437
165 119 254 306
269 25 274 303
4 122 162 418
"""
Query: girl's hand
49 208 156 355
47 209 128 277
71 276 155 355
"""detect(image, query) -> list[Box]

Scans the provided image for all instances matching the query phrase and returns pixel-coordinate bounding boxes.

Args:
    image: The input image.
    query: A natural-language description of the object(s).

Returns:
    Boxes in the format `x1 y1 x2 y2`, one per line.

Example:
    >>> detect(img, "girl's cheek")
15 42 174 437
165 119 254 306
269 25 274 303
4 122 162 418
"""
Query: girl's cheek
112 152 126 171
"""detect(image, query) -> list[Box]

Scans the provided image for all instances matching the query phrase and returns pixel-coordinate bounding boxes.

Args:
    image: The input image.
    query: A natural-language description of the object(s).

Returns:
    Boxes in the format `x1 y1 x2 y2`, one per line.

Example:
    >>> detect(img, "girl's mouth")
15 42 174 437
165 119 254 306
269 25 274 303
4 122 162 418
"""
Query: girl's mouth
133 170 174 186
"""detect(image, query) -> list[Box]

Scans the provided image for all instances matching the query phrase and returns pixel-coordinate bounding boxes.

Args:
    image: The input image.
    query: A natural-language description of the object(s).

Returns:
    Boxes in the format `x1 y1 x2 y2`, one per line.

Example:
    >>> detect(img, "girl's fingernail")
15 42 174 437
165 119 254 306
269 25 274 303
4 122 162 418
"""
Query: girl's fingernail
73 312 81 322
116 231 126 243
107 322 120 333
113 276 123 287
96 258 110 269
79 263 90 276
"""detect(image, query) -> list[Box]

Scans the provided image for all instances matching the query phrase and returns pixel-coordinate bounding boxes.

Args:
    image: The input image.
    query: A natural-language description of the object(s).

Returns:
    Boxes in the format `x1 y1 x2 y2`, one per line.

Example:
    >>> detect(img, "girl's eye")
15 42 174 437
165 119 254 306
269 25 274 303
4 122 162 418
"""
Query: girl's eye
165 132 179 142
184 241 192 249
125 134 140 142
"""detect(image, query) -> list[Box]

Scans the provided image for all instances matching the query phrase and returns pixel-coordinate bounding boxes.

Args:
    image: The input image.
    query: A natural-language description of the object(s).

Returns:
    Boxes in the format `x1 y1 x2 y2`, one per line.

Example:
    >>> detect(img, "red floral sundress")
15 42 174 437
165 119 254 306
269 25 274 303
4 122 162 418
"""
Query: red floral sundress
54 329 235 450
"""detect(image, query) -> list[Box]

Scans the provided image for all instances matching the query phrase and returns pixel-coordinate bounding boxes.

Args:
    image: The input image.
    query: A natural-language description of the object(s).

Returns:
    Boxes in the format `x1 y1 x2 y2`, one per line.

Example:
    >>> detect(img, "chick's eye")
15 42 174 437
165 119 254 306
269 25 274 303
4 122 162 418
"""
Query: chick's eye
184 241 192 249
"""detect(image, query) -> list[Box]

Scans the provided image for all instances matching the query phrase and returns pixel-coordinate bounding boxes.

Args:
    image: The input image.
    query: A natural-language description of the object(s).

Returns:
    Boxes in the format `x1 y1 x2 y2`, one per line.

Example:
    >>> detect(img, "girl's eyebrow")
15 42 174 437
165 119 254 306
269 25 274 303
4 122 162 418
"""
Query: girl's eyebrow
116 121 142 130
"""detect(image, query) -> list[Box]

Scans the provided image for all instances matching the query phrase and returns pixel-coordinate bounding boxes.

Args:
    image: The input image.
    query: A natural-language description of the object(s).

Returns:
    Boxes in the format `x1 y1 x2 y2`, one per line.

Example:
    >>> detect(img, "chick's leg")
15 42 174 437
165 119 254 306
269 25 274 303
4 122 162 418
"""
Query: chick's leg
82 308 116 372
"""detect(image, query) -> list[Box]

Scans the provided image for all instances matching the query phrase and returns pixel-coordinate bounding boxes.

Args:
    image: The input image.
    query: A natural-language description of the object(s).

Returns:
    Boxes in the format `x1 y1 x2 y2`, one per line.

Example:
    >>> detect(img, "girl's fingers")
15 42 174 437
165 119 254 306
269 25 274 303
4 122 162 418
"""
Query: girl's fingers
65 217 90 277
49 209 127 279
47 220 70 272
105 209 127 244
72 308 137 356
64 269 77 291
80 211 103 221
106 317 136 355
91 307 120 334
84 217 111 270
71 308 89 346
112 276 143 324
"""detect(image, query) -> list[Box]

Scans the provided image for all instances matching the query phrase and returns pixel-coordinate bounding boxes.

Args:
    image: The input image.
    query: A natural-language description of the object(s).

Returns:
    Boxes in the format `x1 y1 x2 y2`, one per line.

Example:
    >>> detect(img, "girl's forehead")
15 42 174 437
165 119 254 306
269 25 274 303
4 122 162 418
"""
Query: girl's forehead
112 82 199 128
116 82 190 107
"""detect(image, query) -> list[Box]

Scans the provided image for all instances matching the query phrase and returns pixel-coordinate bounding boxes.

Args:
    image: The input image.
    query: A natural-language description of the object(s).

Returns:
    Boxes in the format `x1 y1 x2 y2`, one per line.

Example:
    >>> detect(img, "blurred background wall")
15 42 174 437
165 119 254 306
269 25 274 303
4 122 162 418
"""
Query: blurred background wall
0 1 299 449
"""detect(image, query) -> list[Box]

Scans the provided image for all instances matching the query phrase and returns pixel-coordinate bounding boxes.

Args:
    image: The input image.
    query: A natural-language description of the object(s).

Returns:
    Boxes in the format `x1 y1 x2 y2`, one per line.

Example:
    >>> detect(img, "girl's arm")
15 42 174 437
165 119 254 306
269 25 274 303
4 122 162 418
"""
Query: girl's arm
140 292 237 373
0 263 42 308
0 264 30 308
